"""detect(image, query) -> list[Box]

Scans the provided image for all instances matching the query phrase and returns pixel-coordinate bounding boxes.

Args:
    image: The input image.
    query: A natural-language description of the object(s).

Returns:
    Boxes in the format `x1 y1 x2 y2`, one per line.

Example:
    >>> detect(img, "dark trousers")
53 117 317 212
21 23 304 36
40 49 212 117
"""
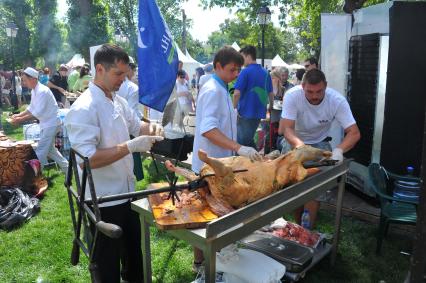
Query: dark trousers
91 202 143 283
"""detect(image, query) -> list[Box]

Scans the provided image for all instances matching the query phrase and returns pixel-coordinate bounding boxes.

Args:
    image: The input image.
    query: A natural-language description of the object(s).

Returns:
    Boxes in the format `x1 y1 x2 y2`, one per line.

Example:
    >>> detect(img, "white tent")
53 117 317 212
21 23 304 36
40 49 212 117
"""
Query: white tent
271 55 289 67
185 50 200 64
231 42 241 51
288 63 305 70
175 44 201 80
66 54 86 69
255 59 273 71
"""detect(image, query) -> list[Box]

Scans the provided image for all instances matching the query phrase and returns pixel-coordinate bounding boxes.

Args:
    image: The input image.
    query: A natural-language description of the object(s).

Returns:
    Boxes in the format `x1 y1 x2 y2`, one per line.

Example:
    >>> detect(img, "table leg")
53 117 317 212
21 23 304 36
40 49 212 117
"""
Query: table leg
331 174 346 265
140 215 152 283
204 245 216 283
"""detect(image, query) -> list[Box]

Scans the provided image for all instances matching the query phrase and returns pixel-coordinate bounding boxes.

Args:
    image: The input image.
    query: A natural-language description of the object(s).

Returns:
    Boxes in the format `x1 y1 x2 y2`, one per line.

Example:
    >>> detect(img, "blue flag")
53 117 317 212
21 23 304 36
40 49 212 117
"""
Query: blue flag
138 0 178 112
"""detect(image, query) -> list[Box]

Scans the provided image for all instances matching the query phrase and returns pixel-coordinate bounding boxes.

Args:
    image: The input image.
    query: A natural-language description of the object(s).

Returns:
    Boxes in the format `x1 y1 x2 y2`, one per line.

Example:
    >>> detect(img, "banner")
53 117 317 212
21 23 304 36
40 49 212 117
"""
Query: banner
138 0 178 112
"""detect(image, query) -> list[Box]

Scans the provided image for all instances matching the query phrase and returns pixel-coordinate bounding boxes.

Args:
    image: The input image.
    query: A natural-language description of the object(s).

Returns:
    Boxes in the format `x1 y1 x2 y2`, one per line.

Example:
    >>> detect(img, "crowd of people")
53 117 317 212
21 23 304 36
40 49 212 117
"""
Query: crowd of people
2 42 360 282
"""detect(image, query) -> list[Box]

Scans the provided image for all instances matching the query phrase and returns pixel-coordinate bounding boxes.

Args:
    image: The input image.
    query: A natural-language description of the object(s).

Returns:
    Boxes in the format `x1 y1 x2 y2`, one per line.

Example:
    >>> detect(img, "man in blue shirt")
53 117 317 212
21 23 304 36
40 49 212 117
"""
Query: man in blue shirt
233 45 273 149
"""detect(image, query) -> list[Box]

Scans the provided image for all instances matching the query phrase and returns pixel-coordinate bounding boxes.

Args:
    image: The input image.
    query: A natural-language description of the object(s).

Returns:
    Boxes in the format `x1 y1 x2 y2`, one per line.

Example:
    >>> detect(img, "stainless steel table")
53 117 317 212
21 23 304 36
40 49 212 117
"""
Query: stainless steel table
132 160 350 283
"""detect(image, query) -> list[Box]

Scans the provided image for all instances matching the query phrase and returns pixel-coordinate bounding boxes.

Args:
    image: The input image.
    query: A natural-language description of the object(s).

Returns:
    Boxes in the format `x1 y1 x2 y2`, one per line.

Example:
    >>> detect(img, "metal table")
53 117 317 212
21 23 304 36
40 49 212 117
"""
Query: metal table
132 160 350 283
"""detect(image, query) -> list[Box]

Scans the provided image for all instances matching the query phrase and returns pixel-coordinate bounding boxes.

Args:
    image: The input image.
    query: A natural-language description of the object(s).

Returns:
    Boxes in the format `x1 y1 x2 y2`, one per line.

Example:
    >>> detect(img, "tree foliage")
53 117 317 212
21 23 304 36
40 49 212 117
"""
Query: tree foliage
206 12 298 62
201 0 387 59
66 0 110 60
32 0 63 69
0 0 33 69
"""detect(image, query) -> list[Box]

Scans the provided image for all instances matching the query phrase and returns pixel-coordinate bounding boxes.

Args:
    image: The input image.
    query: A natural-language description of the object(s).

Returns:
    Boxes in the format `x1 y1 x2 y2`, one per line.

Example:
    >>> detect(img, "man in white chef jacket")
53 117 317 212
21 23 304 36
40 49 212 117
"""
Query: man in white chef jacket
65 44 163 283
10 67 69 174
117 61 143 120
191 46 262 271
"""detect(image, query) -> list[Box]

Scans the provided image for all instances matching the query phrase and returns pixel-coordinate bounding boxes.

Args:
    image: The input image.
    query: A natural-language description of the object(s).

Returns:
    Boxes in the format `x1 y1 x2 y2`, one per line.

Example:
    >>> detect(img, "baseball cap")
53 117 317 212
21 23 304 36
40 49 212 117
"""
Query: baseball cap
23 67 39 79
59 64 69 71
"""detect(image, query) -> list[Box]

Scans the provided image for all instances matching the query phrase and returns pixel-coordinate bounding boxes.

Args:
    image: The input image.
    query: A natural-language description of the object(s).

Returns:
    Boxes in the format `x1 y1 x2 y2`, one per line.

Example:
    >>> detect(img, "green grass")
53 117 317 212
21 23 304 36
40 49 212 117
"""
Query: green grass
0 107 413 282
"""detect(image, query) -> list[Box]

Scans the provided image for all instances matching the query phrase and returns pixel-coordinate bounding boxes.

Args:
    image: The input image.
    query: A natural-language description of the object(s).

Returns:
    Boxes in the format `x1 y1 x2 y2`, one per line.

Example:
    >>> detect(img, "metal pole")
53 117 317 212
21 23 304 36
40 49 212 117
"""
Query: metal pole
10 36 17 110
261 26 265 67
182 9 187 53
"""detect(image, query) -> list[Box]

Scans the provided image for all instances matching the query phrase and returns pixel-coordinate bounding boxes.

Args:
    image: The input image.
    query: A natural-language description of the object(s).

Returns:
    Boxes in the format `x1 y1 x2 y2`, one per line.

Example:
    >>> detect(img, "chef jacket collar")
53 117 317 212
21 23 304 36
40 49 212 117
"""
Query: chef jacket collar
212 74 227 90
88 81 117 101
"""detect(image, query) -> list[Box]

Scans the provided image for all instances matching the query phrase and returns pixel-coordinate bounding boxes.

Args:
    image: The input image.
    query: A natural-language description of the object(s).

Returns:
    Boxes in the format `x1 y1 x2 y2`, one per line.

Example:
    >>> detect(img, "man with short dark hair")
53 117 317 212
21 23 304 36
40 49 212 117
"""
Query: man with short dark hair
278 69 360 228
65 44 164 282
303 57 318 71
192 46 261 271
233 45 274 149
48 64 69 105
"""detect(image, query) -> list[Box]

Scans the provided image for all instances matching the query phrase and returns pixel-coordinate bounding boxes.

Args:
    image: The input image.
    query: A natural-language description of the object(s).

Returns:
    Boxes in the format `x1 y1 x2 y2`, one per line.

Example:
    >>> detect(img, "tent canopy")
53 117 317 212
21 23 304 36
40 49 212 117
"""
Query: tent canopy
288 63 305 70
66 54 86 69
185 50 201 64
175 44 201 80
271 55 288 67
231 42 241 51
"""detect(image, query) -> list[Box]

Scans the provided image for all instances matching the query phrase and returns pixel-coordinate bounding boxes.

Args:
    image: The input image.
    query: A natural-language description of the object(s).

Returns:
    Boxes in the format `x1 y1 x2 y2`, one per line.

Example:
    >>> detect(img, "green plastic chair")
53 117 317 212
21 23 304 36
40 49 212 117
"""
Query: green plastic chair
367 163 420 254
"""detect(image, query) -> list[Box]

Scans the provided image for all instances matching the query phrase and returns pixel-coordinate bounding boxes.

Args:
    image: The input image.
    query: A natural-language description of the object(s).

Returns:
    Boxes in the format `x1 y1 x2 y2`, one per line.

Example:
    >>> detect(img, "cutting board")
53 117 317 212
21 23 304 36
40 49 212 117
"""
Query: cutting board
147 182 218 230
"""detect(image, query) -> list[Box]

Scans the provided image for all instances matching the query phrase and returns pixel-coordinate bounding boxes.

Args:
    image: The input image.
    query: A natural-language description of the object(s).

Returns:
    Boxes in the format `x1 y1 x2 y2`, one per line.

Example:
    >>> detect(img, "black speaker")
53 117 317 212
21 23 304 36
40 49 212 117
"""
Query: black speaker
380 2 426 175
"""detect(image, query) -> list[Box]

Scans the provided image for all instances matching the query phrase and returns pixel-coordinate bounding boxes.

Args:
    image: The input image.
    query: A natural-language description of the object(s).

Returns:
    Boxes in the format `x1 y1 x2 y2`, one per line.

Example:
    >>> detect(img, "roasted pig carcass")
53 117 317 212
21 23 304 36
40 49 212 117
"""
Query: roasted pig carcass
165 145 332 216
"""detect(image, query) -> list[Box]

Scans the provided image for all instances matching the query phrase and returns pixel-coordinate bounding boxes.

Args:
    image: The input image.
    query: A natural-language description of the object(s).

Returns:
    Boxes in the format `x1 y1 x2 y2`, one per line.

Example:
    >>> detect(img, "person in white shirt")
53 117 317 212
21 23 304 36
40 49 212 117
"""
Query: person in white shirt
176 69 194 115
191 46 261 271
64 44 164 283
117 62 142 119
10 67 69 174
198 63 214 90
278 68 361 228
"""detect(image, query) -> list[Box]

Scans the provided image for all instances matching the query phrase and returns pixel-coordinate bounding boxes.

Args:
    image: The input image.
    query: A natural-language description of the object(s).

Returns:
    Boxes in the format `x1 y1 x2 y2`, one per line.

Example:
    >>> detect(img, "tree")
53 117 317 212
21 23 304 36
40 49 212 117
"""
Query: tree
205 12 298 62
67 0 110 60
32 0 63 69
0 0 33 68
201 0 387 59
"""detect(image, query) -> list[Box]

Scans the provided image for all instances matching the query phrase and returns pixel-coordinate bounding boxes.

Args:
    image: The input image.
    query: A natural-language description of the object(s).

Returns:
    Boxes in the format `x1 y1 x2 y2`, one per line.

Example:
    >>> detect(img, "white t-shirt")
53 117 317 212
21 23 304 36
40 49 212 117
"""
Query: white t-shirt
65 82 142 207
27 82 59 130
192 77 237 173
176 79 191 106
117 78 142 119
281 85 356 144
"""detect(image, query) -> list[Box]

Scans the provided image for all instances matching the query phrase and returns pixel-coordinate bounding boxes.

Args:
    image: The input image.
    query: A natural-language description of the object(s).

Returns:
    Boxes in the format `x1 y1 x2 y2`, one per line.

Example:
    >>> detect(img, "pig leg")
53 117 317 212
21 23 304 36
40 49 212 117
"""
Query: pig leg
198 150 233 178
164 160 198 181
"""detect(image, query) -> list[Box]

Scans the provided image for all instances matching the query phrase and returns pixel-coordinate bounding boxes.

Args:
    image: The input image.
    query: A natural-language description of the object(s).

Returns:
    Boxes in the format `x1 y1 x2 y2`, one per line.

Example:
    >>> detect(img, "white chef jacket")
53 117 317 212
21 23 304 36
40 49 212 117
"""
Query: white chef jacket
65 82 142 207
117 78 142 119
192 75 237 173
27 82 59 130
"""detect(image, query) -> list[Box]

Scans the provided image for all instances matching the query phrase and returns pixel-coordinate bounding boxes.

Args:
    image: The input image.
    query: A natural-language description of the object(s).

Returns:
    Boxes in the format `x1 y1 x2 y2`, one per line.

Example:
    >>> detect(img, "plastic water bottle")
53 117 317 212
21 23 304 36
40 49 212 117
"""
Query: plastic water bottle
393 166 421 202
301 209 311 230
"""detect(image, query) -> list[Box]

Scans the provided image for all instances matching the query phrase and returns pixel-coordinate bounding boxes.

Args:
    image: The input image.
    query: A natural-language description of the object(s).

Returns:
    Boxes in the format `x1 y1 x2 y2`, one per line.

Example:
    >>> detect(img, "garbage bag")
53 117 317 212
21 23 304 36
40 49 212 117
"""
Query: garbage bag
0 187 40 230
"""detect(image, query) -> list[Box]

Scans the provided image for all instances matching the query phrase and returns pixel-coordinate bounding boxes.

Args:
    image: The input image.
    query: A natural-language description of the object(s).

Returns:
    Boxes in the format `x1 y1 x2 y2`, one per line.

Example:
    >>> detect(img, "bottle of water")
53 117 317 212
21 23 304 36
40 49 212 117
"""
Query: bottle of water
301 209 311 230
393 166 421 202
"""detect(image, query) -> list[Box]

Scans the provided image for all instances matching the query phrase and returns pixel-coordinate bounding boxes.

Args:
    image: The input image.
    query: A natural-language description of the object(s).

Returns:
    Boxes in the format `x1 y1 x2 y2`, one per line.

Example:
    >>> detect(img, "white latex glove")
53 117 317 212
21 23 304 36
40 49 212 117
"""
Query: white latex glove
237 146 262 161
149 123 164 137
331 148 344 163
126 135 164 153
